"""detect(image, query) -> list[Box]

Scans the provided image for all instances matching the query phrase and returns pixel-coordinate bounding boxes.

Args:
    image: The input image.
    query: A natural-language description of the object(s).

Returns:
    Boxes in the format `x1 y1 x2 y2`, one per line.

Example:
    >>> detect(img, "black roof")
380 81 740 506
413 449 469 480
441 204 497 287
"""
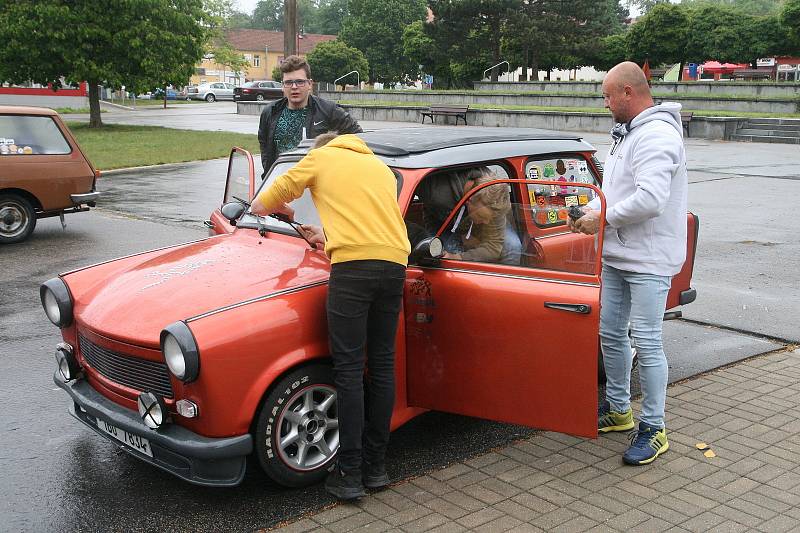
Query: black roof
283 127 595 169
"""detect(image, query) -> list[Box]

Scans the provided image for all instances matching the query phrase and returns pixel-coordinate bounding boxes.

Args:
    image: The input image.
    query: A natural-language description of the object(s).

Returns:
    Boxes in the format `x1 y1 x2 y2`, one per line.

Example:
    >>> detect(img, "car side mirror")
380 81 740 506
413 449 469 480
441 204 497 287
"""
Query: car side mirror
410 237 444 265
221 201 246 225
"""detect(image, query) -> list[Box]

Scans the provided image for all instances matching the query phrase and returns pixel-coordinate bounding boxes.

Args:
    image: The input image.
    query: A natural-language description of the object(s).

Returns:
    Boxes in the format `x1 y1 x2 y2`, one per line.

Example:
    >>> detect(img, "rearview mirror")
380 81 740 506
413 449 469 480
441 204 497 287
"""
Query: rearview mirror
410 236 444 265
221 201 246 225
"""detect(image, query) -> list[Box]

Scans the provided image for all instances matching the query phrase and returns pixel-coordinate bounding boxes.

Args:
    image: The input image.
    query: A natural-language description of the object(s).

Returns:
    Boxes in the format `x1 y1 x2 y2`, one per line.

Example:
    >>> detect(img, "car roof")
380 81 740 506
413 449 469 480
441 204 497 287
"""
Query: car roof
0 105 59 116
280 127 596 169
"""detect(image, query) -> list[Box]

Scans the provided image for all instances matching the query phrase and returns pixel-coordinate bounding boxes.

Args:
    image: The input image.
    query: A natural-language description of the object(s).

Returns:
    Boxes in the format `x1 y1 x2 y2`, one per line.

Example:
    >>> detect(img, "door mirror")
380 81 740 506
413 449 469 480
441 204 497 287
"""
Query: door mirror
410 237 444 265
223 148 255 205
221 201 246 225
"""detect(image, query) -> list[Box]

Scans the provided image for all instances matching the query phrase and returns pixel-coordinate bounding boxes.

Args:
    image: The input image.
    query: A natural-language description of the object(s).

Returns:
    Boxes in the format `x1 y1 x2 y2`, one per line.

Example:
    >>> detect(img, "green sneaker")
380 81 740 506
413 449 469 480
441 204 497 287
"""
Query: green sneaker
598 401 635 433
623 422 669 465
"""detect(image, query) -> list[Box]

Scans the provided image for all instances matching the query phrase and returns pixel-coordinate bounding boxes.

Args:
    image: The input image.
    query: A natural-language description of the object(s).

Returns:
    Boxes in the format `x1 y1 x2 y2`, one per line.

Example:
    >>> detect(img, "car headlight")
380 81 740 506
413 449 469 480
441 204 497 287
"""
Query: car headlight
138 392 168 429
55 343 80 382
160 321 200 383
40 278 73 328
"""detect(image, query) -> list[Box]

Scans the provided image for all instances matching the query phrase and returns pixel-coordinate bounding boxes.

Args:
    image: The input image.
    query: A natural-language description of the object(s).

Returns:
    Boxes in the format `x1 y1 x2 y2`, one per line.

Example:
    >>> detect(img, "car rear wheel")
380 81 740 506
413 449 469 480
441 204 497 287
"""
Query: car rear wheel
256 94 265 101
254 364 339 487
0 193 36 244
205 93 216 103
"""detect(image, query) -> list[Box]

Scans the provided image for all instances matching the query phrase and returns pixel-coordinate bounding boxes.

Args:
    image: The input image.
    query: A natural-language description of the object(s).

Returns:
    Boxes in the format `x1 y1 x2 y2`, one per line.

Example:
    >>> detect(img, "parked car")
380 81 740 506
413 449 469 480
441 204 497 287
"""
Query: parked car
233 80 283 102
186 82 235 102
1 106 99 244
43 128 698 487
151 87 178 100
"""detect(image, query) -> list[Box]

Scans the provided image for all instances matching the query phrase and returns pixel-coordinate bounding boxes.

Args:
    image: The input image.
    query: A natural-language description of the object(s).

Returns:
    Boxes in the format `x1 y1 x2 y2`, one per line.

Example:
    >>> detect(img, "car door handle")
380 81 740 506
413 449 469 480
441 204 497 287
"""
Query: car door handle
544 302 591 314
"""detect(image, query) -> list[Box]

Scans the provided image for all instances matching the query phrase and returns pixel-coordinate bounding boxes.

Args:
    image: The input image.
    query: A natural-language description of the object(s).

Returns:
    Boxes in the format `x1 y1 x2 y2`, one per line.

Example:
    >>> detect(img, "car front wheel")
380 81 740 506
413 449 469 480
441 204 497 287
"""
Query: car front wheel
0 193 36 244
256 94 265 101
254 364 339 487
205 93 216 102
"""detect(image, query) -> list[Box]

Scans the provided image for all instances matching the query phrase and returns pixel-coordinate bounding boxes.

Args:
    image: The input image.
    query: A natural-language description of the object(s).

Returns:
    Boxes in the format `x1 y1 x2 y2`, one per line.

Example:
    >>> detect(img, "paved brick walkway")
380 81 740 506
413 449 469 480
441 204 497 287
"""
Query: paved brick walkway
276 347 799 532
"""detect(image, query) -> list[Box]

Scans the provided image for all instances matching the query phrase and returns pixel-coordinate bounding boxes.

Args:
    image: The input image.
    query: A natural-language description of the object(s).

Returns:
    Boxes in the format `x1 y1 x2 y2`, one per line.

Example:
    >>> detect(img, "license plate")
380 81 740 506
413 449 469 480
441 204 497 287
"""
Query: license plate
96 418 153 458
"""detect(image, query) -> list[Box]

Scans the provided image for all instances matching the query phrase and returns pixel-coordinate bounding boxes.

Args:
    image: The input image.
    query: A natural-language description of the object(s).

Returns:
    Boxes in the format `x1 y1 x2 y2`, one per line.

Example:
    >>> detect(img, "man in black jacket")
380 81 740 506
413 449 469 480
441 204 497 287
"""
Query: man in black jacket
257 55 362 177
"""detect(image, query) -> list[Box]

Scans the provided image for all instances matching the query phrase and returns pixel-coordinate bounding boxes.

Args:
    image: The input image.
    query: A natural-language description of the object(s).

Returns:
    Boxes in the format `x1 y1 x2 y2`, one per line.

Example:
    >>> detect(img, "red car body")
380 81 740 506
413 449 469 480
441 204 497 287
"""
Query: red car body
44 128 698 487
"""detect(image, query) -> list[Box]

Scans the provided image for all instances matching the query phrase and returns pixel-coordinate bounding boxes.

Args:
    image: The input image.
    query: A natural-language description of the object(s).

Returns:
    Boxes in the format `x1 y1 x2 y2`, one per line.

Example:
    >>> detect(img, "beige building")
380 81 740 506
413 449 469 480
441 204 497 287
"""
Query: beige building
190 29 336 85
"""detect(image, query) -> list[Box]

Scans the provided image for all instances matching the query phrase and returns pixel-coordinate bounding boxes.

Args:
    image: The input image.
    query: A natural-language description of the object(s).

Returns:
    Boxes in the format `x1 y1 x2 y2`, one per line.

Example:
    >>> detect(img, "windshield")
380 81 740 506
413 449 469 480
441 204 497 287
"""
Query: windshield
238 161 321 234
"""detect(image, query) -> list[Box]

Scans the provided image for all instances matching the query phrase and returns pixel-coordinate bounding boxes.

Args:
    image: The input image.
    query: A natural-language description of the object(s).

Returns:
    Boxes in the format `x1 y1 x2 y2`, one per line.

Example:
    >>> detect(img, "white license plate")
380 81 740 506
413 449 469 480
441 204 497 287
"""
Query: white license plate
96 418 153 458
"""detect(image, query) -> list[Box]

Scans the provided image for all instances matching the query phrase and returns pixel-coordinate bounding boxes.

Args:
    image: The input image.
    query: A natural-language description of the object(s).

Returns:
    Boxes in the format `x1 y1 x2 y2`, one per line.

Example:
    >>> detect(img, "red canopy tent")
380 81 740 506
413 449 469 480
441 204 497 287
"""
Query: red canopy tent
701 61 748 75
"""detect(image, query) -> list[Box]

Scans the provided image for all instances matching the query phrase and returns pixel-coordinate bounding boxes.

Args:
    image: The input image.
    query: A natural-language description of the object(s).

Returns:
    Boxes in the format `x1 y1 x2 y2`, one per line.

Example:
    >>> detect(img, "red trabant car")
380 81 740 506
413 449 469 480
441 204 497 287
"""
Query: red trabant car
42 128 698 487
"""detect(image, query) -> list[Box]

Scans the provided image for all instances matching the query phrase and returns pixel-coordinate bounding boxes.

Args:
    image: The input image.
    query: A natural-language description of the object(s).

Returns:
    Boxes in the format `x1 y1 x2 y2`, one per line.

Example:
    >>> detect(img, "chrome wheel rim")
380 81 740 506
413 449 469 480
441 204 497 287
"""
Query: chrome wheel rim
0 201 28 238
276 385 338 471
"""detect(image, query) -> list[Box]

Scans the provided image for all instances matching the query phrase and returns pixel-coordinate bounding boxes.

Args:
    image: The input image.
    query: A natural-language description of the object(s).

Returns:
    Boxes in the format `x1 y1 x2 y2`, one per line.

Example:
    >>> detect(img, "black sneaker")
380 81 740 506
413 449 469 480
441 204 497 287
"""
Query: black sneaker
363 461 390 490
325 467 366 500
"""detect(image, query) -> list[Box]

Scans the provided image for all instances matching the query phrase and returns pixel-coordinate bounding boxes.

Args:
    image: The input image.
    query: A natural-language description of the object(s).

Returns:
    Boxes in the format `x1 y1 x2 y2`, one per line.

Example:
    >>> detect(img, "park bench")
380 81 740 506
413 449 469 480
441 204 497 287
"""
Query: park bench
731 69 772 81
420 105 469 125
680 111 693 138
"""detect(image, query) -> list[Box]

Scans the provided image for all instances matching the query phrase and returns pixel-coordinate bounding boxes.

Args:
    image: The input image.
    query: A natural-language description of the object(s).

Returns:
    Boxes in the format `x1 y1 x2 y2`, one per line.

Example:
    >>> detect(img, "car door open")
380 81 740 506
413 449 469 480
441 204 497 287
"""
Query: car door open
207 147 255 235
404 178 606 438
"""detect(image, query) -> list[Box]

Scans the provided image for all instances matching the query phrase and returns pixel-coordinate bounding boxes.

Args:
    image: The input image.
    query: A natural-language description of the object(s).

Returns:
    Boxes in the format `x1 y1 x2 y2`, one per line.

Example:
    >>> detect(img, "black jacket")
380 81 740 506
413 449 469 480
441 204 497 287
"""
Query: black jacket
257 95 362 177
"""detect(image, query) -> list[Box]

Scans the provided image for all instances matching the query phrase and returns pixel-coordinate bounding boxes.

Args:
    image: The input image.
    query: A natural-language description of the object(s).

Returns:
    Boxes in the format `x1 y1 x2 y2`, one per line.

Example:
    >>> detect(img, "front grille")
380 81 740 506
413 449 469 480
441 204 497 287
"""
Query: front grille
79 334 174 398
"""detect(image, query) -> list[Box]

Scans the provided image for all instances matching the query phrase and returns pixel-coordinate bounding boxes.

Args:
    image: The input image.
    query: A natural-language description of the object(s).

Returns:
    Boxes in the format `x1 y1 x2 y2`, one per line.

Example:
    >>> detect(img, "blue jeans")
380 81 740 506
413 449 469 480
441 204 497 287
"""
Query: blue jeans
600 264 672 428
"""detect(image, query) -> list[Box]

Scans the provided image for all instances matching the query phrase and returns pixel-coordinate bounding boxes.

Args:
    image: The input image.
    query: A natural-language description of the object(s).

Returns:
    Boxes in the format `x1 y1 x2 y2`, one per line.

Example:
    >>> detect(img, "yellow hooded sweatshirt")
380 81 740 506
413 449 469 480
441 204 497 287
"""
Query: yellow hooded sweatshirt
255 134 410 266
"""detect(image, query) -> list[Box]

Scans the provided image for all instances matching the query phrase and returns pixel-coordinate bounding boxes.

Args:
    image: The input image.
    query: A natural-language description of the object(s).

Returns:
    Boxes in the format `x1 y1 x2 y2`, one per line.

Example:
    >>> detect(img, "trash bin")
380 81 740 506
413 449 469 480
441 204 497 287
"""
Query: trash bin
688 63 698 80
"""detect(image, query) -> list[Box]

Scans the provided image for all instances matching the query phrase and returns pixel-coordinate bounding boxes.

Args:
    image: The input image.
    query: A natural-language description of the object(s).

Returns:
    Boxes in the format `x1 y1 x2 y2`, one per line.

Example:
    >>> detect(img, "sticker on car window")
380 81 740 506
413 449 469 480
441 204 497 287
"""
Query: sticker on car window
527 165 542 180
543 162 555 177
565 195 579 207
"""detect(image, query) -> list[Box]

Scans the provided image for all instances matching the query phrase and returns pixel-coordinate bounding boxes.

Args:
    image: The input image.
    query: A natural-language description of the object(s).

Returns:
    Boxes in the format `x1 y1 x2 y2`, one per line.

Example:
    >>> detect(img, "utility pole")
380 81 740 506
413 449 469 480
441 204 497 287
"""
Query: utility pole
284 0 297 57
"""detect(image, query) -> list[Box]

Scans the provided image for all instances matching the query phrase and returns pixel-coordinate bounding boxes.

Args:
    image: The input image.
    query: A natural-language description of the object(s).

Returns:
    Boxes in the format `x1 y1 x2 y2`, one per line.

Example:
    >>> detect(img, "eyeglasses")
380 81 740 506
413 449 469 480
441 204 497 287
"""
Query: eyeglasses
282 79 310 88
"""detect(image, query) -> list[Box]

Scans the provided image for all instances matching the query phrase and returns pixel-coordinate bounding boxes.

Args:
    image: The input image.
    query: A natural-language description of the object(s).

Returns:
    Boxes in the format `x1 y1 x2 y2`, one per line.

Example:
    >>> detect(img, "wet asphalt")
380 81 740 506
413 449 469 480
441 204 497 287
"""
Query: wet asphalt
0 104 797 531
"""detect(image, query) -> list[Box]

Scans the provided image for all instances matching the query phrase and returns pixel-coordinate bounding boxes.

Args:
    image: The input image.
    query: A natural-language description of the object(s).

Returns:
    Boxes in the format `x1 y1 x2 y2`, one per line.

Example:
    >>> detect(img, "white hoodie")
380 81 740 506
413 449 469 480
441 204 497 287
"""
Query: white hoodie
588 102 688 277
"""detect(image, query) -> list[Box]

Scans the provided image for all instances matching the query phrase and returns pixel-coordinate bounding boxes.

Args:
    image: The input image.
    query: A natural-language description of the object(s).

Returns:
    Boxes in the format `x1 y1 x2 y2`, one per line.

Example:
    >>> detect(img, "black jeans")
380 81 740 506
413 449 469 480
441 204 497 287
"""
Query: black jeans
327 260 406 472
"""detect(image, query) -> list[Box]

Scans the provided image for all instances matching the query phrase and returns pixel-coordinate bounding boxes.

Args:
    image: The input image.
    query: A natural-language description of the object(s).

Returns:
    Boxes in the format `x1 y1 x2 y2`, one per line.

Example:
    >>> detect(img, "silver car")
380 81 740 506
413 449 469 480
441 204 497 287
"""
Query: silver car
186 82 235 102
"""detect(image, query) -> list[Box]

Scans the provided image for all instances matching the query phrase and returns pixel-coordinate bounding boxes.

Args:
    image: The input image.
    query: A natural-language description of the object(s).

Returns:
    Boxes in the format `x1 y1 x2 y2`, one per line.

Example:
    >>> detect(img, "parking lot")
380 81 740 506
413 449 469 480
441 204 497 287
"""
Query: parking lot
1 104 798 531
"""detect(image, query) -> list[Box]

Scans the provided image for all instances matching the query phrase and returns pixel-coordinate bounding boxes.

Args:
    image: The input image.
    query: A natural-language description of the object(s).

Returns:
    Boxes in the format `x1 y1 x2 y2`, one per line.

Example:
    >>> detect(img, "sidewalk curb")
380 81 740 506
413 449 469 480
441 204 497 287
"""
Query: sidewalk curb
98 157 228 175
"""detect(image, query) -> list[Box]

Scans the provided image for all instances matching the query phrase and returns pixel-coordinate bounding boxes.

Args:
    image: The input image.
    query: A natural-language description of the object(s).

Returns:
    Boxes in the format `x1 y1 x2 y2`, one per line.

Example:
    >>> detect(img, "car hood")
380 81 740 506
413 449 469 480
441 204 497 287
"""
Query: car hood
71 232 330 347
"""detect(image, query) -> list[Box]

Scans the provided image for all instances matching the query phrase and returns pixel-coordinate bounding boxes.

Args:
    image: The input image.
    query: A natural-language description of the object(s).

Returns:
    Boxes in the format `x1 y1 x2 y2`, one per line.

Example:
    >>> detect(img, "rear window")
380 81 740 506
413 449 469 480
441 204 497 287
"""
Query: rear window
0 115 71 155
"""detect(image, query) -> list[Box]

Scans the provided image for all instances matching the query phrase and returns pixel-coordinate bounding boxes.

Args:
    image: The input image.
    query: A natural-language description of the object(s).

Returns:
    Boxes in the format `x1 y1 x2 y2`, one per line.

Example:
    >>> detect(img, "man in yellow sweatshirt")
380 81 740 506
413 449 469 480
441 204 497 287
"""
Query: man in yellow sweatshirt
251 133 410 500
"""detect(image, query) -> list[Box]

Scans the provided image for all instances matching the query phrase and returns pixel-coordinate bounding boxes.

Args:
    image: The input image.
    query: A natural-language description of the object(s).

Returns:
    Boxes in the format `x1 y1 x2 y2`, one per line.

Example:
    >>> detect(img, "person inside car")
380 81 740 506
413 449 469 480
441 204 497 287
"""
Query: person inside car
257 55 362 178
413 167 520 264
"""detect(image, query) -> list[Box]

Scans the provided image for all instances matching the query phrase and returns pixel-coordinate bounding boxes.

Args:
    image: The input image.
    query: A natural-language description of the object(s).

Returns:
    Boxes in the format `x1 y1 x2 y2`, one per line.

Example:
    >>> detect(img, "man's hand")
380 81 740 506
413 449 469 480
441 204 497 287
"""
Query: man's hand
442 251 462 260
570 208 602 235
299 224 326 246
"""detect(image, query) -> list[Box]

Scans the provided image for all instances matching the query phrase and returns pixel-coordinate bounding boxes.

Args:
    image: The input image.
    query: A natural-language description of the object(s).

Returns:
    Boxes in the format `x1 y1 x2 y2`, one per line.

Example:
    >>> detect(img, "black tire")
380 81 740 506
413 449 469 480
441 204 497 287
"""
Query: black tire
205 93 216 103
256 94 265 101
0 193 36 244
254 364 338 487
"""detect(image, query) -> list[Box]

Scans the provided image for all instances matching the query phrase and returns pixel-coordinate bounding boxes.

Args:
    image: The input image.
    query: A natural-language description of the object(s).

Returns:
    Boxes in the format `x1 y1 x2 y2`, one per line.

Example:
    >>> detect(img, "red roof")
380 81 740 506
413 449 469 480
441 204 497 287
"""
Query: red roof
224 29 336 55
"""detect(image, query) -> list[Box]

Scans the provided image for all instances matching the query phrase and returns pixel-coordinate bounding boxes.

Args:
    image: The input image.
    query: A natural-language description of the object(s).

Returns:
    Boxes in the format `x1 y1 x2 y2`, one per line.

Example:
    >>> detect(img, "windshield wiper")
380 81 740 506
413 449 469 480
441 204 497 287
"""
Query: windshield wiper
269 212 317 250
233 196 268 237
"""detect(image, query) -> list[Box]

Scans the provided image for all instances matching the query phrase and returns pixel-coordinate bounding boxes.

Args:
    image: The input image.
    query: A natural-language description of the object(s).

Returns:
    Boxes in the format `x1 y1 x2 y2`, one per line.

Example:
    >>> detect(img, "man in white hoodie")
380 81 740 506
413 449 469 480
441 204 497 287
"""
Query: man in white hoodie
570 62 688 465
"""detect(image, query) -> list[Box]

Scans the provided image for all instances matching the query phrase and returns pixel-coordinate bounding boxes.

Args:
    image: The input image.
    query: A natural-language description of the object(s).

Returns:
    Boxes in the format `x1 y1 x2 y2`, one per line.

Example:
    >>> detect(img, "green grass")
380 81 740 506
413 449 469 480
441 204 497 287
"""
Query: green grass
347 89 799 102
67 123 260 170
54 107 104 114
336 100 800 119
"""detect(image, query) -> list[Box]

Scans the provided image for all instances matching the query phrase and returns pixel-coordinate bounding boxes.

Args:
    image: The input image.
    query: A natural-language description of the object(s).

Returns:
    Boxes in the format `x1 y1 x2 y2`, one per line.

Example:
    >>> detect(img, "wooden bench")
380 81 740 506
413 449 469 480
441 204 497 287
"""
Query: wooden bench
731 69 772 81
680 111 693 138
420 105 469 125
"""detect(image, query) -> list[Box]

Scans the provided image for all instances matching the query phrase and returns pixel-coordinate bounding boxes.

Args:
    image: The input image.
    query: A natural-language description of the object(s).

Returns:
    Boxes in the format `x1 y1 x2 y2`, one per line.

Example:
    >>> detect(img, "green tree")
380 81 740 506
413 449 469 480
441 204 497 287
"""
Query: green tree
0 0 209 126
208 42 251 82
681 0 785 17
252 0 283 30
307 40 369 87
591 33 631 72
311 0 349 34
626 3 690 77
782 0 800 51
340 0 427 83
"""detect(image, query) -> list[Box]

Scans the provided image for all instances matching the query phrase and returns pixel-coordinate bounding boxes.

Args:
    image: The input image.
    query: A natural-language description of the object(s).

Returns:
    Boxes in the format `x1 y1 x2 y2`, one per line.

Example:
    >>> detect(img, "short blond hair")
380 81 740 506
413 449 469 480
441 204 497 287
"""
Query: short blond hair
313 131 339 148
468 175 511 215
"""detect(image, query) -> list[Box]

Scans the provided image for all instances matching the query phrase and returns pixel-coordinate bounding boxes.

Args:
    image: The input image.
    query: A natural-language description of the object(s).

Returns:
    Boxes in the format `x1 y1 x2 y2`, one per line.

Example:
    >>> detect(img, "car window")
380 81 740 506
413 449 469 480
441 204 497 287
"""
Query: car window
0 115 71 155
211 83 221 89
524 156 599 229
225 83 234 89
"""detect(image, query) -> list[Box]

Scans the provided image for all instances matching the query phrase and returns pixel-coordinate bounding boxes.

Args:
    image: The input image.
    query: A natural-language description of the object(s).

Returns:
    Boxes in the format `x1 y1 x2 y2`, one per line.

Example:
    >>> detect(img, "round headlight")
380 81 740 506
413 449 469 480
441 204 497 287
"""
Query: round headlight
163 334 186 380
40 278 73 328
138 392 167 429
160 321 200 383
54 343 80 382
43 290 61 325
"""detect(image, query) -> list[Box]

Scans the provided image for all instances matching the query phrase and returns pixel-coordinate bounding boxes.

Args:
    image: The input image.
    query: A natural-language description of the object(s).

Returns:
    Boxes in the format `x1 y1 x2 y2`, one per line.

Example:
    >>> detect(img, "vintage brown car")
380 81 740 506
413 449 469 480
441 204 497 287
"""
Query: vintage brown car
0 105 100 244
